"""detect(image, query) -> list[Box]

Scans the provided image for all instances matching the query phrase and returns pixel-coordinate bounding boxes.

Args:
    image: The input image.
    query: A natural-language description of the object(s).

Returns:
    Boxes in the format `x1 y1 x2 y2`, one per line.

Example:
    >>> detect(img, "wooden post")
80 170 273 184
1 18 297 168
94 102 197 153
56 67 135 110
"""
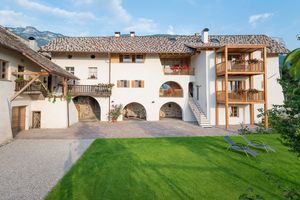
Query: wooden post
249 76 254 125
63 78 68 97
225 46 229 129
263 47 268 128
215 52 219 127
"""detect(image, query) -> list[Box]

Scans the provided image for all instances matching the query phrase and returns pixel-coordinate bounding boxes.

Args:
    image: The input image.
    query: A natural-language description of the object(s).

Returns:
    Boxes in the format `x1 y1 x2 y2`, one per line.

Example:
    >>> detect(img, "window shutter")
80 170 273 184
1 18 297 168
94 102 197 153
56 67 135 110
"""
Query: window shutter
119 55 123 63
117 80 121 87
111 54 120 63
132 55 135 63
242 80 246 89
126 80 130 88
141 80 144 88
132 80 135 88
222 80 225 91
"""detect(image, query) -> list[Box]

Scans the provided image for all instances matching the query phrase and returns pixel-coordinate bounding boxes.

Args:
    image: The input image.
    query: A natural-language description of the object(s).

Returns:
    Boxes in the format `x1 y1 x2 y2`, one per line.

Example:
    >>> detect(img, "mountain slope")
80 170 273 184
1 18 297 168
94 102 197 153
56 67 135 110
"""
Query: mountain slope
6 26 65 47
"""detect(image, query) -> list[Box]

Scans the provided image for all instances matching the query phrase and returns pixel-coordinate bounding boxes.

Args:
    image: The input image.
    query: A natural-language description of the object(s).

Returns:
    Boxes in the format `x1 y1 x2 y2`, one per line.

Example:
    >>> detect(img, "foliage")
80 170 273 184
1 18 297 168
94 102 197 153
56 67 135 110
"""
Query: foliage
64 94 72 103
284 48 300 80
238 123 271 135
238 123 252 135
45 135 300 200
109 104 123 121
266 65 300 155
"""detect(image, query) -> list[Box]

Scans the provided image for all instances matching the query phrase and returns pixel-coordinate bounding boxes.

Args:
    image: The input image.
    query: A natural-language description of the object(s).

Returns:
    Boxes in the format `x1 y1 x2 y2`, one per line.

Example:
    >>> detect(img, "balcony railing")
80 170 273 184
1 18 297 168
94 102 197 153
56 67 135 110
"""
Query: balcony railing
15 80 48 96
163 66 194 75
216 60 264 75
68 84 112 97
217 90 264 103
159 89 183 97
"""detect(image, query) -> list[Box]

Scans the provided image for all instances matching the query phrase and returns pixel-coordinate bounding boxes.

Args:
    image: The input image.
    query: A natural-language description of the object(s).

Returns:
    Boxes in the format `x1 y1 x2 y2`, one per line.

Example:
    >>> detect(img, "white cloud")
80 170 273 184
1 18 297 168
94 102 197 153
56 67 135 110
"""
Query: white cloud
0 10 34 27
248 13 273 27
108 0 131 22
71 0 95 4
167 25 175 35
16 0 96 21
124 18 158 33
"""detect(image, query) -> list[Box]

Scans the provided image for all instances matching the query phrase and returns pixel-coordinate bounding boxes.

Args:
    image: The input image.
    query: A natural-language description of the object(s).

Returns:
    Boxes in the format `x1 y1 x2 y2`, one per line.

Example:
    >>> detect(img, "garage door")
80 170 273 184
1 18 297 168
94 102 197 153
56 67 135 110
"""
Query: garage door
11 106 26 137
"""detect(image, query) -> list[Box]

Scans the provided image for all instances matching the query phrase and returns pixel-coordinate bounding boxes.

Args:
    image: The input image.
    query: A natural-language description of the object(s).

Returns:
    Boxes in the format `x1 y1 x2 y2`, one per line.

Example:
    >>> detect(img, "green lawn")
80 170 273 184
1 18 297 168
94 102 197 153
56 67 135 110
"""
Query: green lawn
46 135 300 200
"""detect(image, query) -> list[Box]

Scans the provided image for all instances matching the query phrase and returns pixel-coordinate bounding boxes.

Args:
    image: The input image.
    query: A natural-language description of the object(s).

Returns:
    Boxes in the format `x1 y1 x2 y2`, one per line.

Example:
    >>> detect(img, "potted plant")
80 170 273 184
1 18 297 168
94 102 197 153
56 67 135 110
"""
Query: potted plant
109 104 123 123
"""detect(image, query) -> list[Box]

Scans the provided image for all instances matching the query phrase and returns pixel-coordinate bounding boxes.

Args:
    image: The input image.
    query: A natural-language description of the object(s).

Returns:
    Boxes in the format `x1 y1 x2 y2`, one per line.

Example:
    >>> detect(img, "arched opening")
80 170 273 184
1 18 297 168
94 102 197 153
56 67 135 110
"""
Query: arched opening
123 102 147 120
159 81 183 97
188 82 194 97
159 102 182 120
73 96 100 121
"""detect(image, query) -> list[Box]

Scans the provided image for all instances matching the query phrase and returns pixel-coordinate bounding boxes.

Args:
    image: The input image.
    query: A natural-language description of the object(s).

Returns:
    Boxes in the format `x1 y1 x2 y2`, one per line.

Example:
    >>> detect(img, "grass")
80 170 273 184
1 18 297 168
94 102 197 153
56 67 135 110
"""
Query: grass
46 135 300 200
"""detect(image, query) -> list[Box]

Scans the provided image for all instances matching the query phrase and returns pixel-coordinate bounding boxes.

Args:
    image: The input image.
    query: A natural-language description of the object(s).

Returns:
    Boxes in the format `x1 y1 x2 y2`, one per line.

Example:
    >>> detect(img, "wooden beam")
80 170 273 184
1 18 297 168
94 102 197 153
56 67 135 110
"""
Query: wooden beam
249 76 254 125
10 75 40 101
63 78 68 97
225 46 229 129
215 52 219 127
12 71 49 76
263 47 268 128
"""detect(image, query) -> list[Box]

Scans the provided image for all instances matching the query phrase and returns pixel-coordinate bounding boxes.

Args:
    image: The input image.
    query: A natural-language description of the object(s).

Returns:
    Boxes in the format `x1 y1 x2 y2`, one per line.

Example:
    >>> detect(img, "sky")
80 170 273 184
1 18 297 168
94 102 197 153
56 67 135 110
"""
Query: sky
0 0 299 49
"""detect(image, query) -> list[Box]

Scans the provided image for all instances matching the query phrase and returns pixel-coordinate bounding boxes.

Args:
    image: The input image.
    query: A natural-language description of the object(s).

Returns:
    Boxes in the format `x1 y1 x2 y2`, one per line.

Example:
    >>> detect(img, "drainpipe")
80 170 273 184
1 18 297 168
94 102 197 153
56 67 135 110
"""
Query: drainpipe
108 52 111 121
67 99 70 127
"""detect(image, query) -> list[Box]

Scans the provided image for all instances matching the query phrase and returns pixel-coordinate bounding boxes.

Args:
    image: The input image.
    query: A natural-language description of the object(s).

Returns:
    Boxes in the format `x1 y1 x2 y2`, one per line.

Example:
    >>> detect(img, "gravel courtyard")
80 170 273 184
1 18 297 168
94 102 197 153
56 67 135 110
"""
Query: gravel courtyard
0 139 93 200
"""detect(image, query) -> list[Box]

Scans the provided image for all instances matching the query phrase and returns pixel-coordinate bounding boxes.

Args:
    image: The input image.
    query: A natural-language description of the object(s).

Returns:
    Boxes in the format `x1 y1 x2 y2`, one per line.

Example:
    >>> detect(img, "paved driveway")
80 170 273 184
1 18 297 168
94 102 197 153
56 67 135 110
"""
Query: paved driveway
0 139 93 200
16 120 236 140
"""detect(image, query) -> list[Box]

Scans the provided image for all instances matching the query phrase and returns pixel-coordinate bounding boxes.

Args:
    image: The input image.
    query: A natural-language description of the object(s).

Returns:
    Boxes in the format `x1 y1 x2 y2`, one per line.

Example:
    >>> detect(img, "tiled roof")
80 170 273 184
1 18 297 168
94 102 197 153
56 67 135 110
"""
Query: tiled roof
0 26 78 80
40 34 289 54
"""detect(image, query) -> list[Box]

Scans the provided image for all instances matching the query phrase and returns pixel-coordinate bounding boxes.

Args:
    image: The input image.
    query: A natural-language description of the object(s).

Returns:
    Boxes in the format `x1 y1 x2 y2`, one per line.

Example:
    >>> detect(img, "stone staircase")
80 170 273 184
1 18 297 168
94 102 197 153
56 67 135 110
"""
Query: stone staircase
188 98 212 128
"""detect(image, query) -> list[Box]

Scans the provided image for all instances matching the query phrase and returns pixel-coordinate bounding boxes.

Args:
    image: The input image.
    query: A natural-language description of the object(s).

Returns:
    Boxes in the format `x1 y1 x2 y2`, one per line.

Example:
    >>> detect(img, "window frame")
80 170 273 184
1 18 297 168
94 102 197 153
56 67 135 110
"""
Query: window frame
0 60 8 80
88 67 98 79
135 55 144 63
65 66 75 75
230 106 239 117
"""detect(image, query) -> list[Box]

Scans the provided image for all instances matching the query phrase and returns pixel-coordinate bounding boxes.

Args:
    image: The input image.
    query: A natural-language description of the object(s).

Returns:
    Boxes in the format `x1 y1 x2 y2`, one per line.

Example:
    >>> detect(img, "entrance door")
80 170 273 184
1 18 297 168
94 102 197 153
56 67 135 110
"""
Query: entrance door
11 106 26 137
32 111 41 129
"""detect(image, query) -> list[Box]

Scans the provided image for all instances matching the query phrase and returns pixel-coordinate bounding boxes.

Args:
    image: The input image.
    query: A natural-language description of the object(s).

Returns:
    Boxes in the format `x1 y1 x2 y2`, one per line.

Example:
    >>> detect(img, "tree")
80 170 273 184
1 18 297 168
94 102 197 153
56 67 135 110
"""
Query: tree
284 48 300 80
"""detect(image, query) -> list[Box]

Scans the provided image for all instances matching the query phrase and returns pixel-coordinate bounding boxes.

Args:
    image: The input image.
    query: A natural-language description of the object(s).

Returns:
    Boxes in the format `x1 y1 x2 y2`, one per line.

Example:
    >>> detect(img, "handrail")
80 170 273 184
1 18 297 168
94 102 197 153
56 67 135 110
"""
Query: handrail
67 84 112 97
217 90 264 103
216 60 264 74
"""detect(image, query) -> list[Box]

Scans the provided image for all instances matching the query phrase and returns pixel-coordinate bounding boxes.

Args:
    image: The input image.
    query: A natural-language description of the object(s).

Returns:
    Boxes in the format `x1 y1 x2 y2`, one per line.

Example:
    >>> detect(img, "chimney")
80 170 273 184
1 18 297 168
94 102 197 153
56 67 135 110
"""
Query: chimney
201 28 209 43
28 36 39 51
114 31 121 37
130 31 135 37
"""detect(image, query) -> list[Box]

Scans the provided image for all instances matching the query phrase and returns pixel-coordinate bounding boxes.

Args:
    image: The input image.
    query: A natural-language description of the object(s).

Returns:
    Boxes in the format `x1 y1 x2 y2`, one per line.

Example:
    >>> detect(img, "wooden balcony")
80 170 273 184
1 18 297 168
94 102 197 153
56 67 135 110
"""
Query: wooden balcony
217 90 264 104
15 80 48 96
163 66 194 75
68 84 112 97
159 89 183 97
216 60 264 76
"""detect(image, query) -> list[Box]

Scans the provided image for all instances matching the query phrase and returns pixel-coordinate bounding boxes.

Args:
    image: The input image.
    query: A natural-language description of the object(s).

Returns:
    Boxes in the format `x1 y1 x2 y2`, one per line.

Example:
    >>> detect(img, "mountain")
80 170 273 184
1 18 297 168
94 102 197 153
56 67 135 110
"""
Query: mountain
6 26 65 47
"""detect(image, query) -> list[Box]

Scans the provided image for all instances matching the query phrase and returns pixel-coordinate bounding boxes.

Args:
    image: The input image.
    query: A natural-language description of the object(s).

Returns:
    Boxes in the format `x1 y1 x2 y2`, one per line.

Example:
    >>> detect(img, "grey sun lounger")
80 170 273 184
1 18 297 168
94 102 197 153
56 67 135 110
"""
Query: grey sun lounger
224 136 258 157
241 135 276 153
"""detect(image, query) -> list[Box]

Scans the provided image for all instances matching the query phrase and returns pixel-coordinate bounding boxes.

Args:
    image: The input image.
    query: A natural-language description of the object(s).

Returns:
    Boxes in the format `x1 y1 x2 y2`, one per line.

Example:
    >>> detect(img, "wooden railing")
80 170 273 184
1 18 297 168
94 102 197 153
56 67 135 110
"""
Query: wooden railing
163 66 195 75
68 84 112 97
15 80 48 96
217 90 264 103
216 60 264 75
159 89 183 97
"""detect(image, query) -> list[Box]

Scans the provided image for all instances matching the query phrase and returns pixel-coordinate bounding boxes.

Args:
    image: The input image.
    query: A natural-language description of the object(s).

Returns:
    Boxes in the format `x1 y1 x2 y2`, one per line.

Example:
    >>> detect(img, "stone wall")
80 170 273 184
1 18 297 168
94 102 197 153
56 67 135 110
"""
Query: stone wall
123 103 146 120
160 102 182 119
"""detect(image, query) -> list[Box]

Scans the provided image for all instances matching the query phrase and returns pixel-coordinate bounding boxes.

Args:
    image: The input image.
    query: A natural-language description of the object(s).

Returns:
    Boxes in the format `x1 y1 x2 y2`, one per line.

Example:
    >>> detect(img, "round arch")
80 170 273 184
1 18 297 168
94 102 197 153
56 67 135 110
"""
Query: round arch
73 96 101 121
123 102 147 120
159 102 182 120
159 81 183 97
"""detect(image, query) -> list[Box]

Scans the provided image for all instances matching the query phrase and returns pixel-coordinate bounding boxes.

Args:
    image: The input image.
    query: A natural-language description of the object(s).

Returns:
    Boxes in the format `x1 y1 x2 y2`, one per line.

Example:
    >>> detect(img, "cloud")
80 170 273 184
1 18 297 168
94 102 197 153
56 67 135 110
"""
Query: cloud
124 18 158 34
71 0 95 4
108 0 131 22
248 13 273 27
0 10 34 27
167 25 175 35
16 0 96 21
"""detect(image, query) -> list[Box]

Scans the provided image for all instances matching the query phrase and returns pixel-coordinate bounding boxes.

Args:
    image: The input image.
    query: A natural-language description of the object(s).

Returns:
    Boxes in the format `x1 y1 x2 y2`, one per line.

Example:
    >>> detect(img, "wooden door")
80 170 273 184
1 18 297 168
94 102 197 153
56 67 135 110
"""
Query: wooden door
32 111 41 129
11 106 26 137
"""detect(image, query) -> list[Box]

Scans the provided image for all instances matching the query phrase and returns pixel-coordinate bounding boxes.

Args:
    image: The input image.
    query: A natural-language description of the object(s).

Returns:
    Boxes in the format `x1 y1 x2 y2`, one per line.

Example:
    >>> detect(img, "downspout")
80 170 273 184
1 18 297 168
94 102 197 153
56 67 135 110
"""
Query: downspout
108 52 111 121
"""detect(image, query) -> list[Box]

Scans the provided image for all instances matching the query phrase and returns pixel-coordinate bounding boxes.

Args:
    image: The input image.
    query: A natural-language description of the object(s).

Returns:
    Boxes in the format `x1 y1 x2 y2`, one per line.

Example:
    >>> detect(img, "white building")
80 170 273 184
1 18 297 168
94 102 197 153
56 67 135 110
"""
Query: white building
0 27 289 144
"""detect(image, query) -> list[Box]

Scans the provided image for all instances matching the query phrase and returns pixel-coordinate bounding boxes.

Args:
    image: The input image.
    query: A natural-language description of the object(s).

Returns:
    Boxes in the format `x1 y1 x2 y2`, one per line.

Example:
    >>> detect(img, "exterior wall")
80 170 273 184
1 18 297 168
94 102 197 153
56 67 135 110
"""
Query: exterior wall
0 80 14 143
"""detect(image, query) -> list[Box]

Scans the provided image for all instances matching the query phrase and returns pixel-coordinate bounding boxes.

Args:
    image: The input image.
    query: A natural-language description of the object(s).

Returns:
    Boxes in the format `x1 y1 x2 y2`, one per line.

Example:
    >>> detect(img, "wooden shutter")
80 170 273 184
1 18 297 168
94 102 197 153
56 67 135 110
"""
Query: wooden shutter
126 80 130 88
132 80 136 88
117 80 121 87
111 54 120 63
241 80 246 89
141 80 144 88
222 80 225 91
132 55 135 63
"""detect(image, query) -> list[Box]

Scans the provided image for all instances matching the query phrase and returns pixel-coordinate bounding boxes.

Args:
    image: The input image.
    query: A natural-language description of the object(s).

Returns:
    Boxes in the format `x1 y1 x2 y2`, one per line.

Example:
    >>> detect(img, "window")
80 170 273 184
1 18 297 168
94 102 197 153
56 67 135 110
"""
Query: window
0 60 8 80
88 67 97 79
196 85 200 100
18 65 25 79
117 80 130 88
132 80 144 88
122 55 132 63
222 80 245 91
230 106 239 117
65 67 75 75
136 55 144 63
